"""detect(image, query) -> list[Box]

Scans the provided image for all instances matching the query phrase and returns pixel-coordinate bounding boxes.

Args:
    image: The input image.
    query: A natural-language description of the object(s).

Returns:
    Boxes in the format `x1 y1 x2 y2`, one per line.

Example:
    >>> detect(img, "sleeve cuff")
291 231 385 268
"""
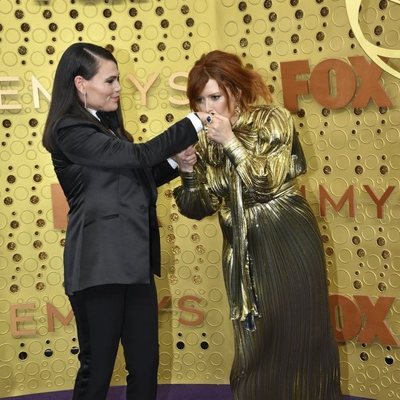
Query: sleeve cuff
180 171 199 189
186 112 203 132
224 136 247 166
167 158 178 169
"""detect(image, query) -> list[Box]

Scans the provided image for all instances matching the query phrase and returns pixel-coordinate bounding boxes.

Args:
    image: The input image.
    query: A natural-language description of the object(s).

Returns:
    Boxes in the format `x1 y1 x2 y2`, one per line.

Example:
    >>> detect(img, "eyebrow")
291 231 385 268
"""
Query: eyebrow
105 74 119 80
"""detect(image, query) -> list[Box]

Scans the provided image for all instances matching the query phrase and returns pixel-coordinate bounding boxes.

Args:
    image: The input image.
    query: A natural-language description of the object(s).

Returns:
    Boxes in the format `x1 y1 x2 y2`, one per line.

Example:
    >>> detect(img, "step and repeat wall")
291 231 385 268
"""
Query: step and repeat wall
0 1 399 399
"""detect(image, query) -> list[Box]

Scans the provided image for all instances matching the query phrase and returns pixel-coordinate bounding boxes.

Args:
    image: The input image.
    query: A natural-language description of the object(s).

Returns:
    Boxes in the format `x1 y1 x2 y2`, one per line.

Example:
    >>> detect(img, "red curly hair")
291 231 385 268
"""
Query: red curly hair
187 50 272 113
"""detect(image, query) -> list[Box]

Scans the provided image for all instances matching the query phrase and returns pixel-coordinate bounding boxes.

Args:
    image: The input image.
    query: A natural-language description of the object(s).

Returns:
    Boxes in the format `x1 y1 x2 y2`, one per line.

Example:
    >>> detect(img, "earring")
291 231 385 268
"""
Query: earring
83 92 87 108
234 102 241 116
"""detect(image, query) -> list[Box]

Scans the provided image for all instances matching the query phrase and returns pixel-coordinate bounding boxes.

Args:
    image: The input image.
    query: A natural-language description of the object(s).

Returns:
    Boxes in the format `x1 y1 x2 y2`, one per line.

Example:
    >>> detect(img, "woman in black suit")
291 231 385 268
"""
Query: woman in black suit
42 42 206 400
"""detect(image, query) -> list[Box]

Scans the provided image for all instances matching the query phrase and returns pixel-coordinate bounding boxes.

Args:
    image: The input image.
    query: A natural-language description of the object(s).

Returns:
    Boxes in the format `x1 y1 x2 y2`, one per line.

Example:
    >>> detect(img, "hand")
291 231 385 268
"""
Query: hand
173 145 197 172
205 112 235 146
195 111 214 127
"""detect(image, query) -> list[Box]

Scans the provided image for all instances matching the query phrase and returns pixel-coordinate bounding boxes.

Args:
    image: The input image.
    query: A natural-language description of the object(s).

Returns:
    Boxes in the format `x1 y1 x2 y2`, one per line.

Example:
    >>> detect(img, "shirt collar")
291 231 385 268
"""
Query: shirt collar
86 107 99 120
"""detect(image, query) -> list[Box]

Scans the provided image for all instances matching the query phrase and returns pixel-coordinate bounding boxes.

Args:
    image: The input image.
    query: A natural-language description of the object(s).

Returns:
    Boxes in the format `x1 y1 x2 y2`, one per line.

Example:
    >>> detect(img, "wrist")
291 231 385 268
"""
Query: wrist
179 165 194 173
180 170 198 188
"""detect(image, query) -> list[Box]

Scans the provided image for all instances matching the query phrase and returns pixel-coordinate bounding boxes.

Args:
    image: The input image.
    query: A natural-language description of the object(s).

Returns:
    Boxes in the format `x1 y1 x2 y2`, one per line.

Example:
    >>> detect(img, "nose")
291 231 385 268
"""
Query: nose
204 99 213 113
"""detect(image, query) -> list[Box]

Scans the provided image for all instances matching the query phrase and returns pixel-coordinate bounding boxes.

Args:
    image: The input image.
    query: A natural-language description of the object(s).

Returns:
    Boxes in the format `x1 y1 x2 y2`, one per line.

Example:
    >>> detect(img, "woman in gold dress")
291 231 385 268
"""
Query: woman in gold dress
173 50 342 399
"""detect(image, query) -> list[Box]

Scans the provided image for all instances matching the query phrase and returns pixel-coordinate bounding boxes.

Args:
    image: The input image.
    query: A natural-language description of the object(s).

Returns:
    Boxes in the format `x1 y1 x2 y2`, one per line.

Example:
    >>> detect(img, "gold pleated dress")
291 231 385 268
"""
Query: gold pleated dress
173 105 342 400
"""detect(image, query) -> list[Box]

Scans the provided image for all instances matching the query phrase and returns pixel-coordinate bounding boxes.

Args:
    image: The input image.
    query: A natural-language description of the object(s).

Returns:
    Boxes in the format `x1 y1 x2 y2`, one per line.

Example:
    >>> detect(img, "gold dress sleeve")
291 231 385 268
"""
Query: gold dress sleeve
174 106 304 214
223 105 300 202
172 140 222 220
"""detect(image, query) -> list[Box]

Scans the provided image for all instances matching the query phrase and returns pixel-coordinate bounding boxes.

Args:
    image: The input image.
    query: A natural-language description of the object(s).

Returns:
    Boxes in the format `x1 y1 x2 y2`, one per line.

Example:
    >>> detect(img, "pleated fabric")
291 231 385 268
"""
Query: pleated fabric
173 105 342 400
220 194 341 400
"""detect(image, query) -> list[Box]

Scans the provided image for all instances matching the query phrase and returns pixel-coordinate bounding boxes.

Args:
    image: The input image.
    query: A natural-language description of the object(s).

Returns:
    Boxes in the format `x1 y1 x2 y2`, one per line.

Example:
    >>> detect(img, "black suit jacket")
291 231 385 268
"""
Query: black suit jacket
51 114 198 295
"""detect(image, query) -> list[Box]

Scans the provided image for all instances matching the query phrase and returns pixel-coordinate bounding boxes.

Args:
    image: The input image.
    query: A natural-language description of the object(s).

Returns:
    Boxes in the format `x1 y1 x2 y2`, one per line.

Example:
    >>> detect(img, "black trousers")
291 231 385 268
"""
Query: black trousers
68 280 159 400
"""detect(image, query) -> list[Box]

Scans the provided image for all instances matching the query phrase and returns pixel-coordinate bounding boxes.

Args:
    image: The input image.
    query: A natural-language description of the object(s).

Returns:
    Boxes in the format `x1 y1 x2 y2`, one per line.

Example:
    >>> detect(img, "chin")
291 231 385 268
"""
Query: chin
107 104 119 112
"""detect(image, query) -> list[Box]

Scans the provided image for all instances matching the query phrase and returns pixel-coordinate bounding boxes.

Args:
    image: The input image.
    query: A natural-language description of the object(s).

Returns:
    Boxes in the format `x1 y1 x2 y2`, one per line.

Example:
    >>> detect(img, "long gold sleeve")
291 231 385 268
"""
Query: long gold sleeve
223 106 295 203
173 168 221 220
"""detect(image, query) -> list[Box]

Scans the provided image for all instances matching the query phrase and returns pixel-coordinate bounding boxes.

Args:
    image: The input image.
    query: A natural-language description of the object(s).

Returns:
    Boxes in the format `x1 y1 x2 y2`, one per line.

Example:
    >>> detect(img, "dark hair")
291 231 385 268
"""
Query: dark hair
187 50 272 113
42 42 129 151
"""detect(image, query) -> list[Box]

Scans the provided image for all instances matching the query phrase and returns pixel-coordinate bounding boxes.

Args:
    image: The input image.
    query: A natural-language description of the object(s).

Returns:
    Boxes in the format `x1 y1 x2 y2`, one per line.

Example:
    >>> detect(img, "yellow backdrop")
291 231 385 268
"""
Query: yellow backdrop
0 1 399 399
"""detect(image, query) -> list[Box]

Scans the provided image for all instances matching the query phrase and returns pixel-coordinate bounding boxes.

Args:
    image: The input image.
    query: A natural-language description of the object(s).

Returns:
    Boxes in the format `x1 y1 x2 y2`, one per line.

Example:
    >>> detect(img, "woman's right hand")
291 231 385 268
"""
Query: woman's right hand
173 145 197 172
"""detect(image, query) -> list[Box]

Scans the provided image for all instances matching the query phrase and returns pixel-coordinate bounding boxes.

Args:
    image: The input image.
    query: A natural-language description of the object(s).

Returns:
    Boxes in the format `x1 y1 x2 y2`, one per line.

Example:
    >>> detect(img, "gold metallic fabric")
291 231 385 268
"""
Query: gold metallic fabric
173 105 342 399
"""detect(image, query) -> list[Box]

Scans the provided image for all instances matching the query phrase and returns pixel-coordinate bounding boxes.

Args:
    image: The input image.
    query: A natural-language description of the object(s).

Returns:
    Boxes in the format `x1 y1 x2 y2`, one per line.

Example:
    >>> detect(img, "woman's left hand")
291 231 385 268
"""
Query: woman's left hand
205 112 235 146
